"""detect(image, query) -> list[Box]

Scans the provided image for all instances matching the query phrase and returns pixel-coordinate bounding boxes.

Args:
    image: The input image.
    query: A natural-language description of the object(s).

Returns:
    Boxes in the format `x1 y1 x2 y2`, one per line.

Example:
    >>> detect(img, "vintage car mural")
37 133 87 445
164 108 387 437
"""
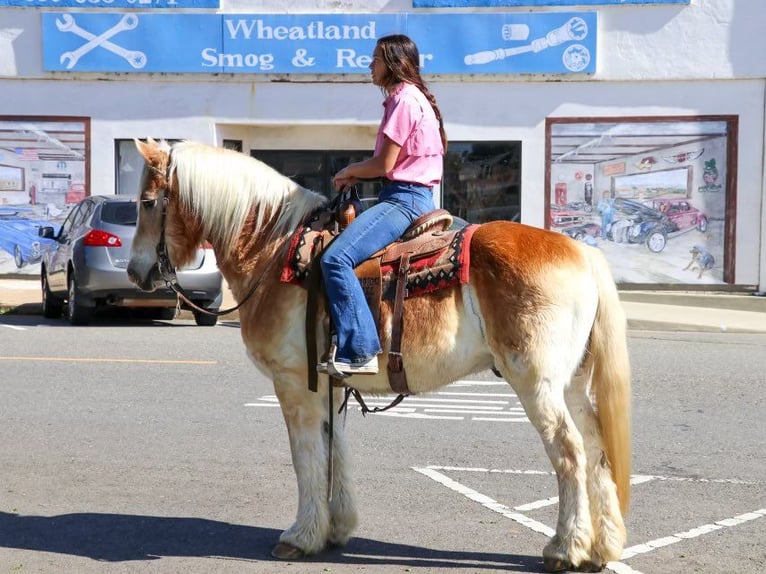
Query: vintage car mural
0 207 60 268
606 198 707 252
641 197 709 233
562 197 708 253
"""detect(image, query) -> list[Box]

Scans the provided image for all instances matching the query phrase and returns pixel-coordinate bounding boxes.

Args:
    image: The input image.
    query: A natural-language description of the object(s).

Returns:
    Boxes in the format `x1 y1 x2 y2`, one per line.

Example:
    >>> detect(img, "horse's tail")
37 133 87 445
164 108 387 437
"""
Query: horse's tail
587 248 632 516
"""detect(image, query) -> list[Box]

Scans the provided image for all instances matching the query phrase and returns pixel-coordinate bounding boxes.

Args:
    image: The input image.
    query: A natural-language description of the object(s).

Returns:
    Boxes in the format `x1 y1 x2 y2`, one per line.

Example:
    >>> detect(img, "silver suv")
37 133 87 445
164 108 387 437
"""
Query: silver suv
38 195 222 325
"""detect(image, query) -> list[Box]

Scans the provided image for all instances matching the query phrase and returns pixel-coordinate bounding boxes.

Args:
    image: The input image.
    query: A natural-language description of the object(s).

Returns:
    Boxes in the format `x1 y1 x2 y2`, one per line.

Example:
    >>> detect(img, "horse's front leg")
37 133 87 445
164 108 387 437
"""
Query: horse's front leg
271 377 357 559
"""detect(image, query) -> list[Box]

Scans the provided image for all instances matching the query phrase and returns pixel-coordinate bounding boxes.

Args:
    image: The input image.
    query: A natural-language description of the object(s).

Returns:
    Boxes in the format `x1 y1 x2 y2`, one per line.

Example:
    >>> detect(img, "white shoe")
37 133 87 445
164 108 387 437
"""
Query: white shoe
317 355 379 376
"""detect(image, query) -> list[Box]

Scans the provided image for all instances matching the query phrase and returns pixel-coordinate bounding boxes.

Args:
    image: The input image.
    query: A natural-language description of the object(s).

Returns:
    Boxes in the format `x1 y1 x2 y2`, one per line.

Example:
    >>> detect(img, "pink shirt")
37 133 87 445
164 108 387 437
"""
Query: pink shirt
374 82 444 187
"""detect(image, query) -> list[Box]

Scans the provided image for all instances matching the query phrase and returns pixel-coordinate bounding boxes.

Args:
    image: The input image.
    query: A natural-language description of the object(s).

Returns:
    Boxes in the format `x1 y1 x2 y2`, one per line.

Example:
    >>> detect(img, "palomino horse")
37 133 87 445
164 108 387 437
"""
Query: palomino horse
127 139 631 572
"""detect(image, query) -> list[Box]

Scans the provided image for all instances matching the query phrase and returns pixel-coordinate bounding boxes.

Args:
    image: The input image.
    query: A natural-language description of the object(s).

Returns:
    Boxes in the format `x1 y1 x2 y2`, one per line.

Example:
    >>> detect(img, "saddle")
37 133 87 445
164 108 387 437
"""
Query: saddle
280 189 477 396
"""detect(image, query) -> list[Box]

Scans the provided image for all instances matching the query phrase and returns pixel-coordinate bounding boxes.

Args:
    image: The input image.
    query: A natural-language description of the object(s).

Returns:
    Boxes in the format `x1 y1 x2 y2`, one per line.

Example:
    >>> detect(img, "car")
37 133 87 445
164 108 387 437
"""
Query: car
0 207 59 268
608 197 705 253
38 195 223 325
549 205 585 227
562 222 601 242
641 197 708 233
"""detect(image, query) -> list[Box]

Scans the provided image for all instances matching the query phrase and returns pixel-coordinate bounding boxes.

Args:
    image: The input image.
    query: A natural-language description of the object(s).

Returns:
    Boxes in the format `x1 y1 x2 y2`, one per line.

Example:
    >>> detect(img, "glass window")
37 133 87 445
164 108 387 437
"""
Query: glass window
254 142 522 224
443 142 521 223
253 150 384 202
100 200 138 226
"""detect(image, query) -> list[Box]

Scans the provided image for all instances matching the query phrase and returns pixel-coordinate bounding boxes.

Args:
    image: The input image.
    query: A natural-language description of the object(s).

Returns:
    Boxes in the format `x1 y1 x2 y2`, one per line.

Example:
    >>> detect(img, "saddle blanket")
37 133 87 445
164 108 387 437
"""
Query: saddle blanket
280 214 478 300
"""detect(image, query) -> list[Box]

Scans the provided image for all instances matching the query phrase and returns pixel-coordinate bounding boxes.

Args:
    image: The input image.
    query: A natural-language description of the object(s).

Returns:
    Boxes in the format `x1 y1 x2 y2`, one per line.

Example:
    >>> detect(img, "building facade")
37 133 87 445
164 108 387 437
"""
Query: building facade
0 0 764 291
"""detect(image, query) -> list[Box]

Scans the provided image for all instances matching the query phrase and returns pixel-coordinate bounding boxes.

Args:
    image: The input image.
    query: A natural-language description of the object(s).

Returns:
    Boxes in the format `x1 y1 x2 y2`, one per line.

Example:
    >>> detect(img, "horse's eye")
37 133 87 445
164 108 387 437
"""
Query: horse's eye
141 198 158 209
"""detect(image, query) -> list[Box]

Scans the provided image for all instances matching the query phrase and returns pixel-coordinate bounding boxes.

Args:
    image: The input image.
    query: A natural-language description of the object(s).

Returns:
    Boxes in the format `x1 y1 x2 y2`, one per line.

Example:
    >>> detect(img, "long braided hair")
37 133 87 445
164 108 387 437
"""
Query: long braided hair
376 34 448 151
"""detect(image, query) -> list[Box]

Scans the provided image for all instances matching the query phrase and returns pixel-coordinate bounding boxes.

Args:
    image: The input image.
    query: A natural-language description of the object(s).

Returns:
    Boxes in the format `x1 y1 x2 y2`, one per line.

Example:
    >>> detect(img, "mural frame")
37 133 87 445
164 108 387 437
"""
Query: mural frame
545 115 738 288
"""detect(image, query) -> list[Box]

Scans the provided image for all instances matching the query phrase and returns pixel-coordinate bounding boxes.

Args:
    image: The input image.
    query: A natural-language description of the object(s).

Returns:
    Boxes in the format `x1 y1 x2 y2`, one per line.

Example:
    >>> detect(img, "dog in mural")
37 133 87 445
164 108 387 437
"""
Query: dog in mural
683 244 715 279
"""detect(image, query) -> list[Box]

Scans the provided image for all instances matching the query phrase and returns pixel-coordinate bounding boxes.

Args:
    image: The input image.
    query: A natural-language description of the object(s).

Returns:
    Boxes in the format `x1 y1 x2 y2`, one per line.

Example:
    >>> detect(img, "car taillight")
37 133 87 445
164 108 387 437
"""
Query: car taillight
84 229 122 247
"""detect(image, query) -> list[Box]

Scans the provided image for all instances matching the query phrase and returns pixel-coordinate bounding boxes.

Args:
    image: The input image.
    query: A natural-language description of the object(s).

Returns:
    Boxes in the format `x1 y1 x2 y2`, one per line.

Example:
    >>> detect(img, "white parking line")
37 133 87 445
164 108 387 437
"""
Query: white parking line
0 323 26 331
415 465 765 574
621 509 765 559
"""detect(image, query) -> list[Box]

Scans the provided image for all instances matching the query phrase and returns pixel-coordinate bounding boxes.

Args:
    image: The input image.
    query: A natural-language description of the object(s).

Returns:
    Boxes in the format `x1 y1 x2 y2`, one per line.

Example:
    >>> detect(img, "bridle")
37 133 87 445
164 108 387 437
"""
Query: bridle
150 166 272 318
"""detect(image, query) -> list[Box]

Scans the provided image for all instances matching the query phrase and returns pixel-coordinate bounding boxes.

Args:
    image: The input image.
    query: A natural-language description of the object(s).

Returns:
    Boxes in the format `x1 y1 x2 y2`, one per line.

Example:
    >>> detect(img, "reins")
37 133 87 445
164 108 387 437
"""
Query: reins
154 192 273 318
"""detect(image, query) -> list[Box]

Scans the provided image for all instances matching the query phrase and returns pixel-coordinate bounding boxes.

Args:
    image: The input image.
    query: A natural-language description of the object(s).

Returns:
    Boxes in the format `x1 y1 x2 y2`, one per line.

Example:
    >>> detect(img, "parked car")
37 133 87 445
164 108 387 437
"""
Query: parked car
549 205 585 227
562 222 601 242
641 197 708 233
608 197 704 253
0 207 59 268
38 195 222 325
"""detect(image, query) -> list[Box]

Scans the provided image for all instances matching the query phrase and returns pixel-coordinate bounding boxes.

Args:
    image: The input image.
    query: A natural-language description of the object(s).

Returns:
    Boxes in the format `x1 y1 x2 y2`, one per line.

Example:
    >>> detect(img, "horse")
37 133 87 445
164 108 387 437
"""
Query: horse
127 139 631 572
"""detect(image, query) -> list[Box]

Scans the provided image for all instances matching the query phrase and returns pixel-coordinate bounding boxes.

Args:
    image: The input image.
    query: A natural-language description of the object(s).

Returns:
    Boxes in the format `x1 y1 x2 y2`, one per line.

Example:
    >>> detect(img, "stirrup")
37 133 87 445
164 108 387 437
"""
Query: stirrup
320 336 350 379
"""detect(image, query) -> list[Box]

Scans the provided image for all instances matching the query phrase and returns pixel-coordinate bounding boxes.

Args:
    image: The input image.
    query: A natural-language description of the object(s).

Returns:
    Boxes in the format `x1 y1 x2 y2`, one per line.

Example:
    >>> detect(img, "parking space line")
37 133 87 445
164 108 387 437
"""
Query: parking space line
415 466 764 574
413 466 555 537
621 509 765 559
0 324 26 331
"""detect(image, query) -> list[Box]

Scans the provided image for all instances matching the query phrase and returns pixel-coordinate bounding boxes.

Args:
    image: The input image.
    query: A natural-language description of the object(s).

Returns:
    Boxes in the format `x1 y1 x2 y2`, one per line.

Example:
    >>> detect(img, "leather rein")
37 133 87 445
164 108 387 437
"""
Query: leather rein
153 188 270 318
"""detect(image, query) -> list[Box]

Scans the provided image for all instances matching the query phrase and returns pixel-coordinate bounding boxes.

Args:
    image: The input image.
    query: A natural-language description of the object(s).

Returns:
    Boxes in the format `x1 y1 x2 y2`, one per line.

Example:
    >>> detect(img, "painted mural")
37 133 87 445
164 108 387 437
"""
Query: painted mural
548 118 732 285
0 119 87 276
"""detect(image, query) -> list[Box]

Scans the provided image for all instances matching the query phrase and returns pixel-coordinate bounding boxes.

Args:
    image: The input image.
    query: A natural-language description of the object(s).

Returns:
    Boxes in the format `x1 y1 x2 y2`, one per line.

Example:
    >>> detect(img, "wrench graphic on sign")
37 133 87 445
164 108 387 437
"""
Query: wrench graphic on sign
57 14 146 70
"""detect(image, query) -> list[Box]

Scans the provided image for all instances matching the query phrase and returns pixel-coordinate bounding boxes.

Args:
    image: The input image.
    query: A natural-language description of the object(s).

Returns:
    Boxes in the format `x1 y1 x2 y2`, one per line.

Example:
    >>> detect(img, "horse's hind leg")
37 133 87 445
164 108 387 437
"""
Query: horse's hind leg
511 372 594 572
565 371 626 567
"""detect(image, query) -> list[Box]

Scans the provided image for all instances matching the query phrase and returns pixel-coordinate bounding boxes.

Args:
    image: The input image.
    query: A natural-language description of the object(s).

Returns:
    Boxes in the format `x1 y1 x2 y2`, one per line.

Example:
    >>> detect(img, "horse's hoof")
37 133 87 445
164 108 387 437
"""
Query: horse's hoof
271 542 305 560
543 556 572 572
579 561 605 572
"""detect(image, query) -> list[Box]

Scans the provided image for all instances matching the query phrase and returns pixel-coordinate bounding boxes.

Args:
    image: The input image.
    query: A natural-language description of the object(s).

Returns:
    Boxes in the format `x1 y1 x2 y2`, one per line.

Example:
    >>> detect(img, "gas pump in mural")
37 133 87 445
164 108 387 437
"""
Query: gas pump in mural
549 124 728 286
0 149 84 275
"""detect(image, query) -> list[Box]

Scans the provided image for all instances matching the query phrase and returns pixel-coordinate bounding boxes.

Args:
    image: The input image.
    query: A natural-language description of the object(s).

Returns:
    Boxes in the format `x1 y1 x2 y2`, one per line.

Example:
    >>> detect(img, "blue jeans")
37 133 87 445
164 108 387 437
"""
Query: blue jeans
320 182 435 364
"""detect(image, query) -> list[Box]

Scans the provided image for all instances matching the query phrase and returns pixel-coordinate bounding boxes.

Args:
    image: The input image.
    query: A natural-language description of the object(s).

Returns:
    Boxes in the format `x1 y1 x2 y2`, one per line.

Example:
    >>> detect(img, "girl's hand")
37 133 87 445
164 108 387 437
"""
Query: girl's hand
333 168 357 191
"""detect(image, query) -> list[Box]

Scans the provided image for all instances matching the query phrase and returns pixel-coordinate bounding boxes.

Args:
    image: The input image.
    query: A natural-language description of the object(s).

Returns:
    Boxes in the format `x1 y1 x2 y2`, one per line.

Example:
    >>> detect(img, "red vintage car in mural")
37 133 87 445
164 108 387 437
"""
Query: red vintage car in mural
641 198 708 233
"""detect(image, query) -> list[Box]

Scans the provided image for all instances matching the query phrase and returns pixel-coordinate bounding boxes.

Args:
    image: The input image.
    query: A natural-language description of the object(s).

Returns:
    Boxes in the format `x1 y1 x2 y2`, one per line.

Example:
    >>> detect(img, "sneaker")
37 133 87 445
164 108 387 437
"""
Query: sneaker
317 355 379 376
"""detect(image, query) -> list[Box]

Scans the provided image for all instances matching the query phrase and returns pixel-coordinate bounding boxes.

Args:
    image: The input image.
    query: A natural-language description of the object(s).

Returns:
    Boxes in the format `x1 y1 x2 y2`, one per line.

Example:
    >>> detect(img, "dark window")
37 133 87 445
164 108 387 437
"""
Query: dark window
252 150 383 202
100 201 138 226
443 142 521 223
252 142 522 224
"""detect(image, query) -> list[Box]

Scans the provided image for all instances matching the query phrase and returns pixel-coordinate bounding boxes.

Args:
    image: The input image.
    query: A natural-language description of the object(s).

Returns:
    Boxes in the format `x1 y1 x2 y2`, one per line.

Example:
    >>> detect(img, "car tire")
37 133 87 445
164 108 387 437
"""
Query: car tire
41 271 63 319
193 307 218 326
149 307 177 321
67 274 93 325
646 231 667 253
13 245 24 268
697 217 708 233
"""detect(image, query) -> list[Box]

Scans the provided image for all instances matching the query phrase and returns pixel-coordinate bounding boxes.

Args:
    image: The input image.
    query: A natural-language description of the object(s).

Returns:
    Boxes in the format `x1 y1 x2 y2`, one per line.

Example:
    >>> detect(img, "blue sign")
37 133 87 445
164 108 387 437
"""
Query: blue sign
1 0 217 7
42 12 597 75
414 0 688 5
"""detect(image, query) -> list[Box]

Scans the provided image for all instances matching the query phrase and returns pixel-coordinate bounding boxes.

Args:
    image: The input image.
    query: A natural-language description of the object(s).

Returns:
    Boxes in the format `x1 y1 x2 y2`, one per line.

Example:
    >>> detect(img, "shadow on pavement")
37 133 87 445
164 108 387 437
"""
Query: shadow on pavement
0 510 541 571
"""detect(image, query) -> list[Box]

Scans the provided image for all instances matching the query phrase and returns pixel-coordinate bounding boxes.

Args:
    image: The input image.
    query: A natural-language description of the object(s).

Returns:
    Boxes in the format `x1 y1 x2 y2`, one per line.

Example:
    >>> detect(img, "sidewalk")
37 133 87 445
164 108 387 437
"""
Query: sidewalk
1 278 765 333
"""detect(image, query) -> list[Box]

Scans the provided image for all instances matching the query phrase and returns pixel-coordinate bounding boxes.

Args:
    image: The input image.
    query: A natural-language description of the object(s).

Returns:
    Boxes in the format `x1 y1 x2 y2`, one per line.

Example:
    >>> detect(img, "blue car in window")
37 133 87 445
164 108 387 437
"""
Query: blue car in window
0 207 60 268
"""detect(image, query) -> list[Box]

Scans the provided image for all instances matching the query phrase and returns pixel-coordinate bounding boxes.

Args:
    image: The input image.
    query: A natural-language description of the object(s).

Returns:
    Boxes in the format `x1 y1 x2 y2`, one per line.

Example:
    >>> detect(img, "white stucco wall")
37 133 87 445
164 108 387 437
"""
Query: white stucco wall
0 0 764 289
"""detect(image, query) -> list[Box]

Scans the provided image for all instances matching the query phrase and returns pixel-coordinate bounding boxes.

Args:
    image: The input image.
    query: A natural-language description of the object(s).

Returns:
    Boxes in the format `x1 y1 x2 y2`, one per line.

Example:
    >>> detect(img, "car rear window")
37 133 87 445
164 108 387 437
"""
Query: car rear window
100 202 138 226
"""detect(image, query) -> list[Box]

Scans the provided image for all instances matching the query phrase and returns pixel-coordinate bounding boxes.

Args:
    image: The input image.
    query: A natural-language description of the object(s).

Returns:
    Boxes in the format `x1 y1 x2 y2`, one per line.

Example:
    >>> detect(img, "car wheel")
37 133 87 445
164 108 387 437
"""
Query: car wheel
41 271 63 319
697 216 708 233
193 307 218 326
148 307 177 321
13 245 24 268
67 274 93 325
646 231 667 253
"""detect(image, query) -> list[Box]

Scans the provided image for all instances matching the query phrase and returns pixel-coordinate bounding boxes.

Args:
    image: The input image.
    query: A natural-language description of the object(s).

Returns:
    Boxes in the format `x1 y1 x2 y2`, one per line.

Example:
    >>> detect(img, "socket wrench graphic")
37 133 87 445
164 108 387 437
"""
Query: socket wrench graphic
464 17 588 66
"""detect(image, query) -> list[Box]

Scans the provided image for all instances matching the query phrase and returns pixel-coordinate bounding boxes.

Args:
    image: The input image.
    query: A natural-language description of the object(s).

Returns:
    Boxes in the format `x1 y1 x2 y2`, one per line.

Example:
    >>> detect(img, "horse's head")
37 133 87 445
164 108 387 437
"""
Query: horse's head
127 138 176 292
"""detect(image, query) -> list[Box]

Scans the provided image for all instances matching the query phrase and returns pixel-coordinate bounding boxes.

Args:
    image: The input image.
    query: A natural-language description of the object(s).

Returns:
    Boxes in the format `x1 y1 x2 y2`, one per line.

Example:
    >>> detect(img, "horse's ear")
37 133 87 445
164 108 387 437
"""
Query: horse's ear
134 138 161 163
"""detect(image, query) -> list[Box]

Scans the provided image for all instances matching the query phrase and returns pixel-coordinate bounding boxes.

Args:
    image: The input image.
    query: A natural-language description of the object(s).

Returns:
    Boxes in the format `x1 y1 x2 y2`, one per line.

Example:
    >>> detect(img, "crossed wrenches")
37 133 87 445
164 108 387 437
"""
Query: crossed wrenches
56 13 147 70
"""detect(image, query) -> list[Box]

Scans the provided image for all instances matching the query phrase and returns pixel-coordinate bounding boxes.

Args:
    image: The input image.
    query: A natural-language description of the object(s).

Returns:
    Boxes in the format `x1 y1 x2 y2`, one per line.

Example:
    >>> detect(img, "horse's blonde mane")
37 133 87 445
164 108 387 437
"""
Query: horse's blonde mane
168 140 326 254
